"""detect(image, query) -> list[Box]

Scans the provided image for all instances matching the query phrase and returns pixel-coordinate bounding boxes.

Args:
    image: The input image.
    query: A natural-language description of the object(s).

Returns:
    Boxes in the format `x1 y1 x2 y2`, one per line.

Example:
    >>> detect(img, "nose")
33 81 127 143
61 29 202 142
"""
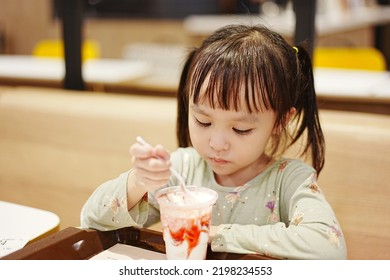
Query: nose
209 133 229 152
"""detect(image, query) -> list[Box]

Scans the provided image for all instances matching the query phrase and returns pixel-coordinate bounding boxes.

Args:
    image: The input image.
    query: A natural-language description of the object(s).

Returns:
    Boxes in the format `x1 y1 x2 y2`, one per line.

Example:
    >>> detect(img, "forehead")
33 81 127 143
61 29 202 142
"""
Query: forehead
189 101 277 125
187 34 275 114
190 76 269 114
191 101 255 116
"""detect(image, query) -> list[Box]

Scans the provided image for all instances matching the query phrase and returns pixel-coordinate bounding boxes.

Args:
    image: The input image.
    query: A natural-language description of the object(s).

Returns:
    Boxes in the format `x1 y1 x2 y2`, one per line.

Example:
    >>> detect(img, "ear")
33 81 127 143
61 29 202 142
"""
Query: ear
285 107 297 125
272 107 297 135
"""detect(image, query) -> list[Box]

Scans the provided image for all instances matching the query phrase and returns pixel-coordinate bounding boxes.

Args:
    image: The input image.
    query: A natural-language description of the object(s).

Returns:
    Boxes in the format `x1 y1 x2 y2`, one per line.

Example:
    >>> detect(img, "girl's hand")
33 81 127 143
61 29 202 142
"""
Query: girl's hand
129 142 171 192
208 226 219 243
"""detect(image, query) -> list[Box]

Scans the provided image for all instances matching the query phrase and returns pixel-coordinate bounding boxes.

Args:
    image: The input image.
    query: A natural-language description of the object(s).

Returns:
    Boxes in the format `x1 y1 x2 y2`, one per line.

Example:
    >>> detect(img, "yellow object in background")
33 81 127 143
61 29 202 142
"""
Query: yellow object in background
32 39 101 61
313 47 387 71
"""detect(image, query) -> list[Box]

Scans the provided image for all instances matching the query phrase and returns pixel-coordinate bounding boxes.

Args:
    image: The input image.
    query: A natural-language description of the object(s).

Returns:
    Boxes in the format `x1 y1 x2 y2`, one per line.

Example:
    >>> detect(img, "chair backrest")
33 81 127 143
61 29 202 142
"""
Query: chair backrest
32 39 101 61
313 47 387 71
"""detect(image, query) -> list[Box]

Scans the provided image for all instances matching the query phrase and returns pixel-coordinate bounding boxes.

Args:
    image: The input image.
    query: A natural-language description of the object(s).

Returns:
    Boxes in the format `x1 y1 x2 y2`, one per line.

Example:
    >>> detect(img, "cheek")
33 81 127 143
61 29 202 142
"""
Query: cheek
237 135 270 158
188 121 204 146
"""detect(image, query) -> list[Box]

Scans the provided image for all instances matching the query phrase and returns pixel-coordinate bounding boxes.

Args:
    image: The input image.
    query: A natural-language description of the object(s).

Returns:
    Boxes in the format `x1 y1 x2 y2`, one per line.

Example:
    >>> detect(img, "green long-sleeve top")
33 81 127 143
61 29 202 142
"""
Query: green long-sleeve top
80 147 347 259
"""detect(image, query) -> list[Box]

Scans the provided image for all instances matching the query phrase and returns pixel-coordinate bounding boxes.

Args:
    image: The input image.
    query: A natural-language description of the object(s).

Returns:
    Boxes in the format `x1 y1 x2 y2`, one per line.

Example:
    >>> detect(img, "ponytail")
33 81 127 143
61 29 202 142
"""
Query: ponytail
290 45 325 174
176 49 196 147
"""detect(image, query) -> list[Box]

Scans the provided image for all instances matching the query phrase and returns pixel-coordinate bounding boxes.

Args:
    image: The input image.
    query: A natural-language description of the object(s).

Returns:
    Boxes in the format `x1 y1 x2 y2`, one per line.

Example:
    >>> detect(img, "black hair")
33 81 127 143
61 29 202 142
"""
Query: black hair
177 24 325 174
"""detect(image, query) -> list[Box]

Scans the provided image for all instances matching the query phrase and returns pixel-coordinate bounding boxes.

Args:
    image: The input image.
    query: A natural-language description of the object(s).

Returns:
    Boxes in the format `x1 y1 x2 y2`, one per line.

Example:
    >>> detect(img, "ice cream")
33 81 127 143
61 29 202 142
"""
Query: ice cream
156 186 218 260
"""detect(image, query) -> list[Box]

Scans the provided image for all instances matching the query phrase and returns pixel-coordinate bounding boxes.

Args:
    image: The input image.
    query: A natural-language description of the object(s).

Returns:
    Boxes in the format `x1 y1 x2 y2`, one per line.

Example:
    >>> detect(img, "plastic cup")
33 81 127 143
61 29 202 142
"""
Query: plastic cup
156 185 218 260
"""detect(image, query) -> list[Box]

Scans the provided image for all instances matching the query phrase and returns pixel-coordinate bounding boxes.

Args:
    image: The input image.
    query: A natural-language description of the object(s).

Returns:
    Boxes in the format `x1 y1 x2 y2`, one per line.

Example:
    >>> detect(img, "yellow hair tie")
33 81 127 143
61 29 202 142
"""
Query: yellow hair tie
292 46 298 53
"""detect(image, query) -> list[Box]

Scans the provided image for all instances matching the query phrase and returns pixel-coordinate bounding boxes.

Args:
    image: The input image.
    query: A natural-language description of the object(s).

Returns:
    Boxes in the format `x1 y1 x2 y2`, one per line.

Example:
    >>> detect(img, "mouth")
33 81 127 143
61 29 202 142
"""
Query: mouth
209 157 229 165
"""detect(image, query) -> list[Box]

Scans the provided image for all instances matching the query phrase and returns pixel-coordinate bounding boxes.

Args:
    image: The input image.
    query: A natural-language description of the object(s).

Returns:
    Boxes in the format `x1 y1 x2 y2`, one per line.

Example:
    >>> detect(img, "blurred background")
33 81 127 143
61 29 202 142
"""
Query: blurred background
0 0 388 62
1 1 389 260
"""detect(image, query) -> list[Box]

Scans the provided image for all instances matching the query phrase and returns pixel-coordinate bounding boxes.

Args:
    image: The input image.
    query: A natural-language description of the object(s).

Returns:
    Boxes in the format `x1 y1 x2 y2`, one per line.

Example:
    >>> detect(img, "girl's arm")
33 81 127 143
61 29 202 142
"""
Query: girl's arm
80 170 149 230
80 141 172 230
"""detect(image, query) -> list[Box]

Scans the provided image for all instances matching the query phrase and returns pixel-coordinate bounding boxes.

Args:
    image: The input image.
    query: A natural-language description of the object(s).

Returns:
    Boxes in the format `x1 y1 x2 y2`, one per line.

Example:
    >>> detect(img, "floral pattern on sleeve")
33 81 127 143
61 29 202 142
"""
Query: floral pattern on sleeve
265 191 279 223
263 159 292 224
291 173 344 248
103 193 148 223
327 220 343 247
291 211 304 226
307 173 321 194
103 196 127 223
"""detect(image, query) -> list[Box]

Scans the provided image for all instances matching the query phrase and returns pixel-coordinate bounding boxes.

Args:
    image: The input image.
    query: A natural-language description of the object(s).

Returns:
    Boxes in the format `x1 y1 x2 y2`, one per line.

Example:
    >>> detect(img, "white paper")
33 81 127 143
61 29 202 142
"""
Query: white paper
0 238 29 257
89 243 166 260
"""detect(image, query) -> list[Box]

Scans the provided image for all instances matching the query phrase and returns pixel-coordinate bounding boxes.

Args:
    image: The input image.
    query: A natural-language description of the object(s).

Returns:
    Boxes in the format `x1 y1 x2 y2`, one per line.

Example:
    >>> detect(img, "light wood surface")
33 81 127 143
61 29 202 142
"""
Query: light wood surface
0 87 177 231
1 86 389 259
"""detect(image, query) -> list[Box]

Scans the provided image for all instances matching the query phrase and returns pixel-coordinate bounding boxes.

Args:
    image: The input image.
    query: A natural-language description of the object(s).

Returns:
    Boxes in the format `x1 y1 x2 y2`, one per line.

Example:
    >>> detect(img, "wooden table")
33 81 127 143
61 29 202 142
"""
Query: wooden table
117 67 390 114
1 55 389 114
1 227 275 260
0 55 151 92
314 68 390 114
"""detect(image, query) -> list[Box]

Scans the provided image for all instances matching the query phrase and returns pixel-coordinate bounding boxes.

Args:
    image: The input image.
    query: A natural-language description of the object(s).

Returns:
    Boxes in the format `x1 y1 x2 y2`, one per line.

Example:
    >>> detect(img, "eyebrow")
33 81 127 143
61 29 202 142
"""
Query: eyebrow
190 104 259 123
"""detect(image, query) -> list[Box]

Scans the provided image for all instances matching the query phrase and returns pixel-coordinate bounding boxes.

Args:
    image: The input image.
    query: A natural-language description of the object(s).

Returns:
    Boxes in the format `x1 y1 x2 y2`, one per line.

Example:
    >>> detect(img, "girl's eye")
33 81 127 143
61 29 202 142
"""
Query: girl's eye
195 118 211 127
233 128 253 135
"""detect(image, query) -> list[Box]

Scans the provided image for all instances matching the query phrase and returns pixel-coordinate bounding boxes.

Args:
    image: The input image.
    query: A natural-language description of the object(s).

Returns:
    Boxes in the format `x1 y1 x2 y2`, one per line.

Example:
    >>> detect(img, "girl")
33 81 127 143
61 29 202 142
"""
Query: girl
81 24 347 259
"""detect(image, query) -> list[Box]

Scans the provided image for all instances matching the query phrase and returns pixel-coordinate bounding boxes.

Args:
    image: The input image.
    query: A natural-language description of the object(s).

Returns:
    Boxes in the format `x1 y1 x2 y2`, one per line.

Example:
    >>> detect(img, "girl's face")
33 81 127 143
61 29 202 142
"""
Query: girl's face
188 95 278 187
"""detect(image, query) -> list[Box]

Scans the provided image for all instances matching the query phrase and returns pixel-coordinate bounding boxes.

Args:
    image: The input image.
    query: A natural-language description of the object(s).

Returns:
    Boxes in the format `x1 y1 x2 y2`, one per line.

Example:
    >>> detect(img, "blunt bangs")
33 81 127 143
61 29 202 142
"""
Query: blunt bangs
188 35 291 116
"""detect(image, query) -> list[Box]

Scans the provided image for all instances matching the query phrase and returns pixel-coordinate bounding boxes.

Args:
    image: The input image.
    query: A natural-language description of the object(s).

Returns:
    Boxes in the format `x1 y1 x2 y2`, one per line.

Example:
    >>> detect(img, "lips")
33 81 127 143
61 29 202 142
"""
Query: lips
210 157 229 164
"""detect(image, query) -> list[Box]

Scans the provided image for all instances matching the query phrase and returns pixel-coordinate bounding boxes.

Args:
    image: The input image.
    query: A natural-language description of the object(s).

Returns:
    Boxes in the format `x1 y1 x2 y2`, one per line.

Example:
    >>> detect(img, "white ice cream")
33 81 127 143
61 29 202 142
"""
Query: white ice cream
156 186 218 260
162 189 216 207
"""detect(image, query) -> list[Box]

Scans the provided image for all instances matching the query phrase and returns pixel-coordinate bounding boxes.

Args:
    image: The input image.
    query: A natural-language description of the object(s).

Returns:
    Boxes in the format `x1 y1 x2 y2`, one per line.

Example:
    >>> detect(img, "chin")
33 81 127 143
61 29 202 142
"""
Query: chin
209 164 236 176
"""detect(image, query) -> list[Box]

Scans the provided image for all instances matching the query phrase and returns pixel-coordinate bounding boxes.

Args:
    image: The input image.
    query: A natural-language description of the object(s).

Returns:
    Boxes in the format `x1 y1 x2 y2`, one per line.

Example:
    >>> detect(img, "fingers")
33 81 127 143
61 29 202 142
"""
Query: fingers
208 226 219 243
132 169 171 192
130 143 154 159
130 143 171 170
129 142 171 191
133 161 171 180
153 144 170 161
130 143 170 161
